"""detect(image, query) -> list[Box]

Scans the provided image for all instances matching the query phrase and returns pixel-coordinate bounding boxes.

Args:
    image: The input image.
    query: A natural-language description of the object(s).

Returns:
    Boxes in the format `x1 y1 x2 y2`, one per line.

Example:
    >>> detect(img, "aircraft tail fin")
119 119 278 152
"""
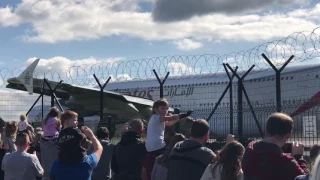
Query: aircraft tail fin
17 59 40 95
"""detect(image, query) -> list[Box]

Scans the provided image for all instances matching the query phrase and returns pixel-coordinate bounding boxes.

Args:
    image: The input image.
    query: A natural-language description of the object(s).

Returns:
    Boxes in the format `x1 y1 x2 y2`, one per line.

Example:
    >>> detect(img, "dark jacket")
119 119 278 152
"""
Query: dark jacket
242 141 309 180
167 140 216 180
87 139 115 180
111 131 147 180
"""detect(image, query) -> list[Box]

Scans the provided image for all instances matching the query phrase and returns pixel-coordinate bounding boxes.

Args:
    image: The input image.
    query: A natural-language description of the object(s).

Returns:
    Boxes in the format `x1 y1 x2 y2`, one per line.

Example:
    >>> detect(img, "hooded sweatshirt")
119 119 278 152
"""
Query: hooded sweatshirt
166 139 216 180
242 141 309 180
111 131 147 180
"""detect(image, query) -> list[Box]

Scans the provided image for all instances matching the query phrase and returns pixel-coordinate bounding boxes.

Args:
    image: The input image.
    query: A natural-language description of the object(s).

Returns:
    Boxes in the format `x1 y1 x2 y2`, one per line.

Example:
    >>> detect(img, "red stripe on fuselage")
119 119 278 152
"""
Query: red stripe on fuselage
291 91 320 117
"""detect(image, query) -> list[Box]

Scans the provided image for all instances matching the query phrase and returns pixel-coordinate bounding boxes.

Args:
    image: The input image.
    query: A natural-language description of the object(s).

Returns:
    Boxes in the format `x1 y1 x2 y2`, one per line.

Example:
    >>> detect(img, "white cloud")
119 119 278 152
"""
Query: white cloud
0 0 319 45
113 74 133 82
167 62 198 75
25 56 124 85
0 6 21 26
173 39 203 51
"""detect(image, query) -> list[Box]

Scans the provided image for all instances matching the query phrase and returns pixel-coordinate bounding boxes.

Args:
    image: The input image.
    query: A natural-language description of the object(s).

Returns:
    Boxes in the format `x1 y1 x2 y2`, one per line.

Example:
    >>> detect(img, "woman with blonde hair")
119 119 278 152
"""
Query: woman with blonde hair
201 141 245 180
151 133 186 180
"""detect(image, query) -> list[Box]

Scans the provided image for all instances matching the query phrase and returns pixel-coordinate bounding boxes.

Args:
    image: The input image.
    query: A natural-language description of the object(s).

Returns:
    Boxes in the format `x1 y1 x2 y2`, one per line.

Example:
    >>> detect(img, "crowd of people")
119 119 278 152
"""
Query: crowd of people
0 98 317 180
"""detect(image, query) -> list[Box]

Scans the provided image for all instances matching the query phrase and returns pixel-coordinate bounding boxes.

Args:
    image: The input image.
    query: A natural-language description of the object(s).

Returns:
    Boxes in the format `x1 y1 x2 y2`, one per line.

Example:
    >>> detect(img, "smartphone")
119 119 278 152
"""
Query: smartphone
282 143 292 153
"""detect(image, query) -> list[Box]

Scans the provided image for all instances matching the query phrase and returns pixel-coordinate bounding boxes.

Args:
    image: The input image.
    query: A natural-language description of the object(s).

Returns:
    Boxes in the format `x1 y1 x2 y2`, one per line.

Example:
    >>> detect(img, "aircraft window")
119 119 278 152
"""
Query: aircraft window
195 84 198 86
202 83 205 86
258 79 261 82
263 79 265 81
316 75 319 78
286 77 288 80
211 103 214 105
267 79 270 81
178 85 180 87
250 80 253 82
254 79 256 82
210 82 213 85
200 103 202 106
272 78 275 81
291 77 293 80
281 77 284 80
214 82 216 85
206 83 209 85
184 84 188 87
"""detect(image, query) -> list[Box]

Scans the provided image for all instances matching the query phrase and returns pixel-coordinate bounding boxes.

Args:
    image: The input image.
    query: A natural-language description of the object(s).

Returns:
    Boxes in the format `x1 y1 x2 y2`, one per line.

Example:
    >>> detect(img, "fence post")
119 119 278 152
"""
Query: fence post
93 75 111 123
153 70 170 98
223 64 237 135
226 64 264 142
153 70 176 131
26 79 45 116
41 80 44 120
206 66 238 125
43 79 64 111
262 54 294 112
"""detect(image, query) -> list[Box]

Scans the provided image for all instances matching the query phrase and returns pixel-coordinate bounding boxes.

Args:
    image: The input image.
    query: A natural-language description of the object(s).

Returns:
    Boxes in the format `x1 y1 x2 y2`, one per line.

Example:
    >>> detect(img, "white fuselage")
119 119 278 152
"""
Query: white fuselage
102 63 320 137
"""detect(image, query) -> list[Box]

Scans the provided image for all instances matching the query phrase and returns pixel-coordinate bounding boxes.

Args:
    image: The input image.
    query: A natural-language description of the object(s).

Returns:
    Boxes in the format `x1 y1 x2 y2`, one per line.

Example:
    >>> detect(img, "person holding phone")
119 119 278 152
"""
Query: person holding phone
242 113 309 180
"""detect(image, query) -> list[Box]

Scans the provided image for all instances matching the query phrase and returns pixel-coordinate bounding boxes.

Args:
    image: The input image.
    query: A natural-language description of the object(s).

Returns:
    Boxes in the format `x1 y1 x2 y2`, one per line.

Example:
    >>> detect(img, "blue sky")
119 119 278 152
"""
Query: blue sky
1 0 319 72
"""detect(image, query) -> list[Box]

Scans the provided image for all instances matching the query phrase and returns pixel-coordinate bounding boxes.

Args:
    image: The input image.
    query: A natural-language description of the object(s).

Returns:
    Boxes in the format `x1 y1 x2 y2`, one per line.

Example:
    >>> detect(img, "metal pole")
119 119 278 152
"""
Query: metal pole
226 64 257 142
44 79 64 111
107 116 112 132
93 74 111 122
41 80 44 120
26 94 43 116
223 64 238 134
206 84 231 121
242 86 264 137
26 79 45 116
275 71 281 112
153 70 170 98
262 54 294 112
238 79 243 139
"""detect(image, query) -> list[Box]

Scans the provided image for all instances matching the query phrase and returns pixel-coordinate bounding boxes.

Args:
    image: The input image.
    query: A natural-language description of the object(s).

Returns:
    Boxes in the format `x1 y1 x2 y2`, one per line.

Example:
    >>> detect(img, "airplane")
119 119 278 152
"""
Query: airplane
6 59 178 137
6 59 320 139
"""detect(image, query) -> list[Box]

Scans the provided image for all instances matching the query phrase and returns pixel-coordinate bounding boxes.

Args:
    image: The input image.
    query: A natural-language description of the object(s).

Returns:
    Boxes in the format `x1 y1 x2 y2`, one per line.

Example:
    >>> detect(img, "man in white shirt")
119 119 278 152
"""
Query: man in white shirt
2 132 43 180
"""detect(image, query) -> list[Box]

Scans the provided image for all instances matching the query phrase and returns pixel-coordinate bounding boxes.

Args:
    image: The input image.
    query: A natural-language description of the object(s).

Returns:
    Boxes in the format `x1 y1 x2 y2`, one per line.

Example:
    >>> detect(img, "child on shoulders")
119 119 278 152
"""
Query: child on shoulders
18 115 30 132
144 98 193 180
146 98 192 153
42 107 61 138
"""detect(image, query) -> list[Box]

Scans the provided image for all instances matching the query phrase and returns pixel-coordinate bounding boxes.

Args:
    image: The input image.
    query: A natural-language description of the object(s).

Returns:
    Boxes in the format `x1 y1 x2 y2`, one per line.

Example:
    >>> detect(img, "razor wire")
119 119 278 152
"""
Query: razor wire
1 26 320 88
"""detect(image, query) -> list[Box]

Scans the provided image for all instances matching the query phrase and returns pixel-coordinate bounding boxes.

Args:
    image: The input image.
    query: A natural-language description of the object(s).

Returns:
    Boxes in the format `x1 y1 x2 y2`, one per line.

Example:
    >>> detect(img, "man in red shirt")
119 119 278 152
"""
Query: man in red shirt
242 113 309 180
